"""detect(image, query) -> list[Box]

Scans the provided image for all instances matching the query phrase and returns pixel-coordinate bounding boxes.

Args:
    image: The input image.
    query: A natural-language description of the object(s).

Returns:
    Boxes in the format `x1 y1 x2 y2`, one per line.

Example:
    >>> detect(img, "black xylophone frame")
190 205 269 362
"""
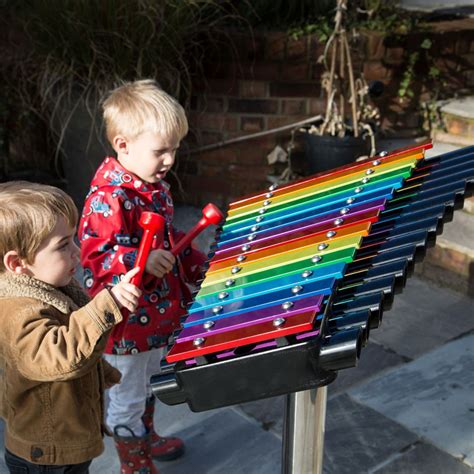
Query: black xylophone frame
151 143 474 473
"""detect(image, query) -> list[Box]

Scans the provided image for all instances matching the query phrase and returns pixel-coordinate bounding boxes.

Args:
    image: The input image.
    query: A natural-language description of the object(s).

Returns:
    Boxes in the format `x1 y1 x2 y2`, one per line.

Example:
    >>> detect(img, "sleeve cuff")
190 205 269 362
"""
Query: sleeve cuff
85 288 124 333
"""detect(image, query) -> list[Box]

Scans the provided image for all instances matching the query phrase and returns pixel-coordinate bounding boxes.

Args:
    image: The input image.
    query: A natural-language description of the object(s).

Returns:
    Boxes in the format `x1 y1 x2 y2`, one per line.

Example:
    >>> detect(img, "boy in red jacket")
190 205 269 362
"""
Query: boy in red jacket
78 79 206 473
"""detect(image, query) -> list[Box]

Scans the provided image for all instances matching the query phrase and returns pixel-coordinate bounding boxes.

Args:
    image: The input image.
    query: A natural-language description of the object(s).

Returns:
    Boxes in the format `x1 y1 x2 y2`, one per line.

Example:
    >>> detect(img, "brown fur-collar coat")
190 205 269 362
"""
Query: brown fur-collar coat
0 273 123 465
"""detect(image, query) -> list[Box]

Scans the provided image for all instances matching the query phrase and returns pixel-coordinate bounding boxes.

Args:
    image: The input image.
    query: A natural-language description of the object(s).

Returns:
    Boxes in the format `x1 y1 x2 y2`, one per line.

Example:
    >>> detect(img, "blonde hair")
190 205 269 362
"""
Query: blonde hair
0 181 78 271
102 79 189 144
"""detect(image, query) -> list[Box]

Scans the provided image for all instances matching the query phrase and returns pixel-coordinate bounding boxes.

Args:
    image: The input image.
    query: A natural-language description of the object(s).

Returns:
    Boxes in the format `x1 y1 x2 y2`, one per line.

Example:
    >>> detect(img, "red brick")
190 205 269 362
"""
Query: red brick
308 98 326 115
236 62 281 81
280 62 311 81
194 113 238 131
239 80 268 98
270 82 320 98
310 63 325 81
193 147 240 165
235 142 277 164
363 31 386 60
363 61 392 81
228 98 279 114
384 47 405 64
286 37 308 60
195 131 224 146
282 99 308 115
197 96 226 113
265 32 287 60
267 115 310 129
241 116 265 132
204 79 239 96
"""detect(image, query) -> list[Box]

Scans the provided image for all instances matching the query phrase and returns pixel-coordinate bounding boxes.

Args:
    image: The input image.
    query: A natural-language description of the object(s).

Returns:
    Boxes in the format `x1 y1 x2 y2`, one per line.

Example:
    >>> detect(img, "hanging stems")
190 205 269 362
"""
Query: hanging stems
343 32 359 137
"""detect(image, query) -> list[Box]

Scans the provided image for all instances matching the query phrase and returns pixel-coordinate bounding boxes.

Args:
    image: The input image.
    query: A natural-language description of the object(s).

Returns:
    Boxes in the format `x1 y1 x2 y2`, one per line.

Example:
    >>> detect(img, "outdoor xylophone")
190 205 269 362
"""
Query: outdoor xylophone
149 141 474 416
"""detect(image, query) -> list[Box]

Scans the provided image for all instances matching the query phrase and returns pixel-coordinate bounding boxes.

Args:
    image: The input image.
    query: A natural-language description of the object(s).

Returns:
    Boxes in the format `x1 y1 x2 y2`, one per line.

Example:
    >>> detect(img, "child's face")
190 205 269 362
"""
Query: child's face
117 131 180 183
24 216 80 287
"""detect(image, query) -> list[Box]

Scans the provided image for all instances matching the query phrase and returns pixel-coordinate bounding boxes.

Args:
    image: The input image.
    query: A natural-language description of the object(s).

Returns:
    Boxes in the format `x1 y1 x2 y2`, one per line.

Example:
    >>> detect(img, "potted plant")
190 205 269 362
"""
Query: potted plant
301 0 380 174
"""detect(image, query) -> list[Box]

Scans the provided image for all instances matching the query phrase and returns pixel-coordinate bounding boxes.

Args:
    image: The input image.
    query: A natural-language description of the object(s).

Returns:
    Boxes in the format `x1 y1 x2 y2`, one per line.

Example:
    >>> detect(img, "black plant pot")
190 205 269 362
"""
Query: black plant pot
303 133 371 175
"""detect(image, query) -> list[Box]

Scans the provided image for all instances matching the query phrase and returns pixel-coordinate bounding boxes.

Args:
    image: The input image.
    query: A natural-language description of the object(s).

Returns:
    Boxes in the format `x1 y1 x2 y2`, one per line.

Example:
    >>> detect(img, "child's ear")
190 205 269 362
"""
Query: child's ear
3 251 29 275
112 135 129 155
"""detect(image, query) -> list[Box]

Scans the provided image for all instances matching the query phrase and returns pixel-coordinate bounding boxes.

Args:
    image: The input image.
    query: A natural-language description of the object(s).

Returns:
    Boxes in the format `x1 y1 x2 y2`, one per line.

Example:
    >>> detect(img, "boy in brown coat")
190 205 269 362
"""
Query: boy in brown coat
0 181 142 473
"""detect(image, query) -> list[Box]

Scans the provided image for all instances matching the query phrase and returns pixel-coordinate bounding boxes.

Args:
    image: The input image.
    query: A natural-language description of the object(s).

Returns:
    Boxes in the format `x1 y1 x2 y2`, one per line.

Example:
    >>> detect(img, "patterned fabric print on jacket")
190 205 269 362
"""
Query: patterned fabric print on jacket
79 157 206 355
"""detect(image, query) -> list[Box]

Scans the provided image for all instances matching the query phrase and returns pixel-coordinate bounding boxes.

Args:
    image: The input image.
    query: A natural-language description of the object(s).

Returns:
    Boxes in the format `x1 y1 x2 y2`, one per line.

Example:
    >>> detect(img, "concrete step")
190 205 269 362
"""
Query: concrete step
432 96 474 147
415 209 474 297
417 141 474 296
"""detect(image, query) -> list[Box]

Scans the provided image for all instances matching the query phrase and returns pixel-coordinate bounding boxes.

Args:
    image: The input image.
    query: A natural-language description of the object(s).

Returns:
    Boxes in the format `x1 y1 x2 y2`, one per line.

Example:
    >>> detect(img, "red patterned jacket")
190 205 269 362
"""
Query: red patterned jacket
78 157 206 355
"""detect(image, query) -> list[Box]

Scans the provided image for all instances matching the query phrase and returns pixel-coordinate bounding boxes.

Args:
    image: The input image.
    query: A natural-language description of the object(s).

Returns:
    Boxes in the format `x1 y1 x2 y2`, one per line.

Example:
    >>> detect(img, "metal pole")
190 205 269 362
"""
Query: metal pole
281 386 328 474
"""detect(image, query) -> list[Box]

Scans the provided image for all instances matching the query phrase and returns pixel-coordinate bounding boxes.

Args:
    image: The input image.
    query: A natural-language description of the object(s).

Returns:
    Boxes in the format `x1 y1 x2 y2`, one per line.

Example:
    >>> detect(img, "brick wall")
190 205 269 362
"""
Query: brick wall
173 21 474 208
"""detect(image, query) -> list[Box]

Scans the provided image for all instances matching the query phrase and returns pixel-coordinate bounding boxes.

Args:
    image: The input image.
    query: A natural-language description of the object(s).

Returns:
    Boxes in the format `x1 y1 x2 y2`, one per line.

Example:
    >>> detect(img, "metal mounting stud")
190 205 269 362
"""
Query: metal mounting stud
291 285 303 294
311 255 322 263
334 218 344 225
251 225 260 232
340 207 350 215
378 150 388 157
193 337 205 346
281 301 294 310
326 230 336 238
231 266 241 274
273 317 286 327
218 291 229 300
263 200 271 206
354 187 363 193
225 279 235 287
203 321 215 329
318 242 328 251
237 255 246 263
241 244 251 252
248 233 257 241
302 270 313 278
346 197 355 204
212 305 223 314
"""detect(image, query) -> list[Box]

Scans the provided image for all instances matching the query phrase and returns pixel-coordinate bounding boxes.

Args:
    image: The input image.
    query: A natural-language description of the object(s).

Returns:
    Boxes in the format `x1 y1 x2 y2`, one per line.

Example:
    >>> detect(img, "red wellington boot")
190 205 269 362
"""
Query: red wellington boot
142 395 185 461
113 425 159 474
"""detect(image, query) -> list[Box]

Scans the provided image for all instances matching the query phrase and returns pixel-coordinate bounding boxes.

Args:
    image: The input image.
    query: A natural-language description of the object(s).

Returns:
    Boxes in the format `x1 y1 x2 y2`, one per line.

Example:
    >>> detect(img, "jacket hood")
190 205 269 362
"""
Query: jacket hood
0 273 90 313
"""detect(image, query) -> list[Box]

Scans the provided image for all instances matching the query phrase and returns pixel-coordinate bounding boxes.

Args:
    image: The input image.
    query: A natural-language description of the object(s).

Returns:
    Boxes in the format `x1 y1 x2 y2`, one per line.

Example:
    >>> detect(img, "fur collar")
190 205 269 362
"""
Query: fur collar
0 273 90 314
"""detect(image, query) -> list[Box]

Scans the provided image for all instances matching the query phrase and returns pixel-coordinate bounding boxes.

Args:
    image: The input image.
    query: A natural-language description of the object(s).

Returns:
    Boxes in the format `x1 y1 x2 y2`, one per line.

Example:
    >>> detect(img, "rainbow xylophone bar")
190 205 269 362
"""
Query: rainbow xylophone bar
151 142 474 412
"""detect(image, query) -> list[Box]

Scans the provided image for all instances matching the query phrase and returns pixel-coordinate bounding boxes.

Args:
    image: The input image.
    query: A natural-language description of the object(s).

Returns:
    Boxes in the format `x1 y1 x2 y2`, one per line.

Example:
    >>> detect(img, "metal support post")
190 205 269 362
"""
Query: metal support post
281 386 328 474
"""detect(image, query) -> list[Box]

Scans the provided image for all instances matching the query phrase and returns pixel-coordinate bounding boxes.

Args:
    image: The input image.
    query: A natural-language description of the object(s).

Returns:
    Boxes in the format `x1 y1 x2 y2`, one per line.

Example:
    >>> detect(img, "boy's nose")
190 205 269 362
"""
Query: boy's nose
163 152 175 167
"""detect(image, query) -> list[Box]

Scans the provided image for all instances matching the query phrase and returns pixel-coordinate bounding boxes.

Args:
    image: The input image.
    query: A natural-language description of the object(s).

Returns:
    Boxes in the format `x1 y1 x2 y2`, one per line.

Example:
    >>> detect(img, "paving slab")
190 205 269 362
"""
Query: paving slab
152 409 281 474
372 441 474 474
370 277 474 359
328 341 407 396
237 396 285 437
323 393 418 474
350 334 474 468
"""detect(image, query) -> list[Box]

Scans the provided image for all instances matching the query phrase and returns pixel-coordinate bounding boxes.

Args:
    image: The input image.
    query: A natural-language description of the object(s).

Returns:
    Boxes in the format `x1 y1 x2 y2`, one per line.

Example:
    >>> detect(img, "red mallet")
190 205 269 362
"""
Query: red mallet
172 203 223 256
131 212 166 286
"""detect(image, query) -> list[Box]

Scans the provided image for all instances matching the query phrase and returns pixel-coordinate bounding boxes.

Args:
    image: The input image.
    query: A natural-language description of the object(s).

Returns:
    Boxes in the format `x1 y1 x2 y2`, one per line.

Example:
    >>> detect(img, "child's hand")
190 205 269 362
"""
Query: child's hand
145 249 175 278
110 267 142 312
